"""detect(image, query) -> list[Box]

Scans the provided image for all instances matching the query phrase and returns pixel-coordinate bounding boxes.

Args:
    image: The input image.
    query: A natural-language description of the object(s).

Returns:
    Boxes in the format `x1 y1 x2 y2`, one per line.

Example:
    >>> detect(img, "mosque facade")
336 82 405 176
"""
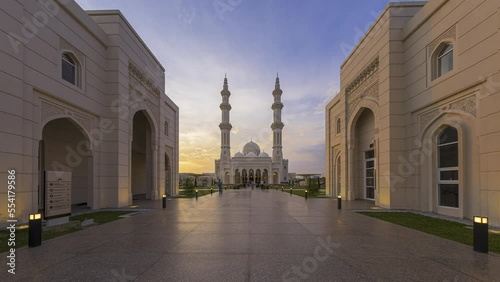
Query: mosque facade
215 76 289 185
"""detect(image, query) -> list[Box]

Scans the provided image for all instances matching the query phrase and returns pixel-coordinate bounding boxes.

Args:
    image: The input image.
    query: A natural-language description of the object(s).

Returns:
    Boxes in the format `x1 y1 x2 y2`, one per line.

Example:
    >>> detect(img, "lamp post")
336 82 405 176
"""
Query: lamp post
473 216 488 253
196 189 198 200
305 190 308 200
162 194 166 209
337 195 342 210
290 188 292 196
210 187 213 195
29 213 42 248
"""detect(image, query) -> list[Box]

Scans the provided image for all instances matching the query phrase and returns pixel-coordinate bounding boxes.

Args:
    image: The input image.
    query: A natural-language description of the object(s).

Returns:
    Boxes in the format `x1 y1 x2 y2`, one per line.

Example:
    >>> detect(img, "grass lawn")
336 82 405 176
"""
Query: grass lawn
285 188 330 198
360 212 500 254
178 188 214 198
0 211 132 253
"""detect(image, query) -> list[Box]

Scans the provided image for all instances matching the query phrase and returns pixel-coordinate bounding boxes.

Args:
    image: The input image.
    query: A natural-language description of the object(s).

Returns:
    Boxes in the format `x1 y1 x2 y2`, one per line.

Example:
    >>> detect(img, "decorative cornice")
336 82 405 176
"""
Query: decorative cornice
129 61 161 96
347 80 379 118
345 57 379 94
450 95 476 117
428 25 456 57
41 100 92 135
418 94 476 133
419 108 440 133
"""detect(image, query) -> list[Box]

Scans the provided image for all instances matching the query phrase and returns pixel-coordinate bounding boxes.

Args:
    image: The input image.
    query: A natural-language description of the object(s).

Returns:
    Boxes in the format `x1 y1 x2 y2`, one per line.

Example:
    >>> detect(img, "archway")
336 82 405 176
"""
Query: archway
263 169 268 184
165 153 171 196
242 169 248 183
273 172 279 184
255 169 261 184
40 118 93 215
234 169 241 184
224 172 230 184
353 108 375 200
249 169 254 183
131 111 153 200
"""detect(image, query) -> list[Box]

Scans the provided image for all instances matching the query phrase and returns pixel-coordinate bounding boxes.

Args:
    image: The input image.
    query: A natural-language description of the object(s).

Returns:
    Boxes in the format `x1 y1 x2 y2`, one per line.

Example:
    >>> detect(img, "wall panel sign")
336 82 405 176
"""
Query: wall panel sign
45 171 71 219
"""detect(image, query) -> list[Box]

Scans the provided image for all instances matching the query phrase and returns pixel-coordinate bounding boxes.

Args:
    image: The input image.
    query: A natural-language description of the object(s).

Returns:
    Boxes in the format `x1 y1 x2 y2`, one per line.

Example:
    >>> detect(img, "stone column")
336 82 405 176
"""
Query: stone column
128 135 133 205
347 142 354 201
151 146 159 200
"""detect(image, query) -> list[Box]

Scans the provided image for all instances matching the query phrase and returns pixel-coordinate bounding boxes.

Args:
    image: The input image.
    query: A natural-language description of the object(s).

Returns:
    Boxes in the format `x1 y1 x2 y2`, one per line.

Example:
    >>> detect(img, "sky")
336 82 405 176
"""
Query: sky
75 0 416 174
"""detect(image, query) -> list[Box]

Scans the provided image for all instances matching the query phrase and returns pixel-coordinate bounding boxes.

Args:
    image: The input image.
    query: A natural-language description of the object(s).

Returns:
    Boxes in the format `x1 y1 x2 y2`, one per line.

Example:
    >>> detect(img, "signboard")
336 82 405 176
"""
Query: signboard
45 171 71 219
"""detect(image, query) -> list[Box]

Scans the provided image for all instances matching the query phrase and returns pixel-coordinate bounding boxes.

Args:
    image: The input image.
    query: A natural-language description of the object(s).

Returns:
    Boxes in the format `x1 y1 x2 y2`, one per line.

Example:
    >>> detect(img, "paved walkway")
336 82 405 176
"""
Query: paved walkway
3 189 500 281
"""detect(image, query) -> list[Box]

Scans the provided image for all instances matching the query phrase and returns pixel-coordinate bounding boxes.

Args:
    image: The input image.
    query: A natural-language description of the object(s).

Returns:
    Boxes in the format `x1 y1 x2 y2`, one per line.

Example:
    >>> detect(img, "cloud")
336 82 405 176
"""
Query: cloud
74 0 367 175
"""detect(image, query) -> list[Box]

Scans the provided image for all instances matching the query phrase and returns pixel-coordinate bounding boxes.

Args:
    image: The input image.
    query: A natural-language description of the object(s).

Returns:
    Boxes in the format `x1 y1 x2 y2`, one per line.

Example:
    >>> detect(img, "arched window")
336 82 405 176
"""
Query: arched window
437 126 459 208
435 44 453 79
336 118 341 134
61 52 79 86
164 120 169 136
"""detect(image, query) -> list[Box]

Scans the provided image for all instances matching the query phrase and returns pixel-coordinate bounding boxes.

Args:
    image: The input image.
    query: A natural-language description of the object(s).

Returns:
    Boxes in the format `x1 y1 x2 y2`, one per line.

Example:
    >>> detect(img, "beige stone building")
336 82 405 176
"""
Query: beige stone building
326 0 500 226
0 1 179 223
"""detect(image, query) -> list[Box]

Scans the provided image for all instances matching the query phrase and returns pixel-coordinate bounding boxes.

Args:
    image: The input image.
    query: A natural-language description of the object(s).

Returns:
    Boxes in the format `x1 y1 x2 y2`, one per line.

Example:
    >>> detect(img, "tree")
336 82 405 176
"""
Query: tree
308 177 320 196
184 177 195 196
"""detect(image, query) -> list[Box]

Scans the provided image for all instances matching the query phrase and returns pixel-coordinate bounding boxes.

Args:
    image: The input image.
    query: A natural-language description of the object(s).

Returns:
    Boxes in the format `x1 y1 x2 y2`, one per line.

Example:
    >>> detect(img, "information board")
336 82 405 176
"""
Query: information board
45 171 71 218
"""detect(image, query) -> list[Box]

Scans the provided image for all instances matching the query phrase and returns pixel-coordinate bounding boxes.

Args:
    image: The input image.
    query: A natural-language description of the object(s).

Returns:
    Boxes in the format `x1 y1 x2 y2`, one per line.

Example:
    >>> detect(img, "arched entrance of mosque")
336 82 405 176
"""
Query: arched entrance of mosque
249 169 254 183
242 169 248 183
255 169 261 184
131 110 153 201
165 153 171 196
234 169 241 184
352 108 376 200
273 172 279 184
263 169 268 184
224 172 230 184
40 118 93 215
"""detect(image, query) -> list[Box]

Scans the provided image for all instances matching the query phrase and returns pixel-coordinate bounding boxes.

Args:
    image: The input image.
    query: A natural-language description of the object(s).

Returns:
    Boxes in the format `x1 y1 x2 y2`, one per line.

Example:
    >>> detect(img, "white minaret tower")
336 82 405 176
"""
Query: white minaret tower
219 74 232 161
271 74 284 162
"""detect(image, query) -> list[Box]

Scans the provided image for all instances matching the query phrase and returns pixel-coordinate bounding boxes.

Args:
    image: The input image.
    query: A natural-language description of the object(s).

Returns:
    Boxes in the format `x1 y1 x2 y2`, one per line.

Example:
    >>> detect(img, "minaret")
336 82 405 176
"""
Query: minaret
271 74 284 162
219 74 232 161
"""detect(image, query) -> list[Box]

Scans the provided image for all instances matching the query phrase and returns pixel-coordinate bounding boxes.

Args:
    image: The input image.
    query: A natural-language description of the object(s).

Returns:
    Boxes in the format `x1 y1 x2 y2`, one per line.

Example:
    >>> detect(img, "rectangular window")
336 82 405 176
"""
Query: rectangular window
62 59 76 85
438 143 458 167
439 184 459 208
365 150 375 159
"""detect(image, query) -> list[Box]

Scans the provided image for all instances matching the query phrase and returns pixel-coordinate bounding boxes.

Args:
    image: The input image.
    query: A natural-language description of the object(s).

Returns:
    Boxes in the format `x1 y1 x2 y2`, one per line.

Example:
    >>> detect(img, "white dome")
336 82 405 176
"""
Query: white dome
245 152 257 157
243 141 261 156
258 152 269 157
234 152 244 157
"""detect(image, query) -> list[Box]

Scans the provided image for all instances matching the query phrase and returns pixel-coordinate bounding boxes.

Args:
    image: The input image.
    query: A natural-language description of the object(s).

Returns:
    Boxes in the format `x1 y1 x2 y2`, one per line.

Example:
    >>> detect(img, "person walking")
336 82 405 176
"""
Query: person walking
218 179 223 194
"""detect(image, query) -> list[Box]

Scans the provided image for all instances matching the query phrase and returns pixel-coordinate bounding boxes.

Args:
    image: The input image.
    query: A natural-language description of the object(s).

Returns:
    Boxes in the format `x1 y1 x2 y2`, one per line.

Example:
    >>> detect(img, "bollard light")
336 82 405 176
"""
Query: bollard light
196 189 199 200
473 216 488 253
337 195 342 210
210 187 213 195
305 190 308 200
290 188 292 195
29 213 42 248
281 187 283 192
162 194 167 209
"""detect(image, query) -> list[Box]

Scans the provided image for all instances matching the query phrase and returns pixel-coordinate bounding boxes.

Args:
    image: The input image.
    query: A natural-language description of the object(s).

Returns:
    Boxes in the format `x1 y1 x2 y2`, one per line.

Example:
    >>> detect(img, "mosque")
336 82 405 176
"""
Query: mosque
215 76 289 185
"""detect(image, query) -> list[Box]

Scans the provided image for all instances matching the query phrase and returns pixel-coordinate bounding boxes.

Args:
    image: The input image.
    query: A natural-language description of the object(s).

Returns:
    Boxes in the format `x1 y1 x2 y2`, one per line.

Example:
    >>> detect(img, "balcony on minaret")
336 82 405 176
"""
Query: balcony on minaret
271 122 284 130
219 122 232 131
272 102 283 110
220 103 231 110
